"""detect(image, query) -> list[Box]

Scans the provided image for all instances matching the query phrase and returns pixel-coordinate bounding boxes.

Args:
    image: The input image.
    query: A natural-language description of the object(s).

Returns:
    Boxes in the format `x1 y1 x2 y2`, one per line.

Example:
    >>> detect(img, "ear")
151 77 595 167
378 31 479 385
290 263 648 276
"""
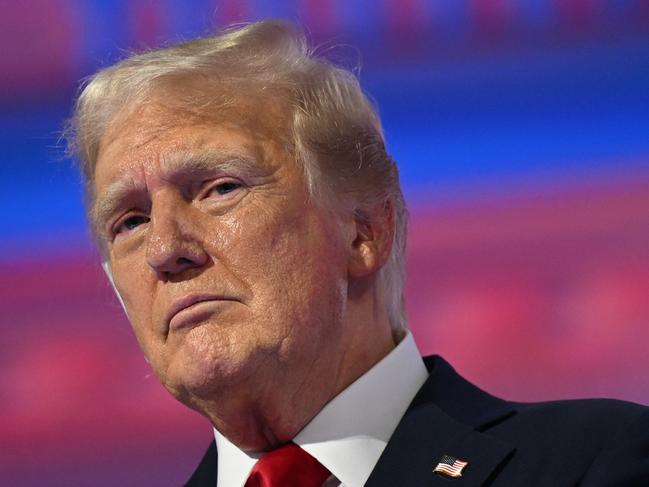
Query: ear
101 260 130 317
348 199 395 279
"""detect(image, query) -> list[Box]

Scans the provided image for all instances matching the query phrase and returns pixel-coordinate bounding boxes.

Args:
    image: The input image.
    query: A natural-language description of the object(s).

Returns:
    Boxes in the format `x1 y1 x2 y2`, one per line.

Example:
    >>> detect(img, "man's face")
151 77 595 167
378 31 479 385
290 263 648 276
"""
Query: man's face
93 95 353 435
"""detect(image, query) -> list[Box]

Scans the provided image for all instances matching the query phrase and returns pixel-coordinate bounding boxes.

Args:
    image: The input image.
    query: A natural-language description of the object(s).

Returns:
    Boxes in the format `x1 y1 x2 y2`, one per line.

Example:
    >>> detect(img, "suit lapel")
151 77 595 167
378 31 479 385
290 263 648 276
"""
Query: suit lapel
183 440 217 487
365 356 516 487
188 356 516 487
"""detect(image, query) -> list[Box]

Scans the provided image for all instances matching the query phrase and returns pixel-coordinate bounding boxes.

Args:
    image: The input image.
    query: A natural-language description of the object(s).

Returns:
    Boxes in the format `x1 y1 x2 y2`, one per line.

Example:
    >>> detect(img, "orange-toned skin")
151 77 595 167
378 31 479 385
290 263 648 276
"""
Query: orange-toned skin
93 95 395 452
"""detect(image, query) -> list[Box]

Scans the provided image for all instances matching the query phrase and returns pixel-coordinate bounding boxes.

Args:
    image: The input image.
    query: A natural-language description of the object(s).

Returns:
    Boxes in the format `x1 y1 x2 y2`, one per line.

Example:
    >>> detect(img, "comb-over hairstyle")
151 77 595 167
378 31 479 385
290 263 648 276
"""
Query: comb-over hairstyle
66 19 409 335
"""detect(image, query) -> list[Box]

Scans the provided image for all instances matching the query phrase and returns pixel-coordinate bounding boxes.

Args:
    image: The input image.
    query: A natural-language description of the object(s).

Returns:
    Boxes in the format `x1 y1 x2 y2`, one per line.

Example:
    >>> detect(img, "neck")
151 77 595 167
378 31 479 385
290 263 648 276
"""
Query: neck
199 284 396 452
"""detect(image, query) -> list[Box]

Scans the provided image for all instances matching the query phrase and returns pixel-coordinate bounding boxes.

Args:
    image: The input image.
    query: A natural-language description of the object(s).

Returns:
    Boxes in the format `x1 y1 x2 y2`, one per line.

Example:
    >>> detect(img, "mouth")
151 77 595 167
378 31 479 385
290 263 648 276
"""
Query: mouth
166 293 238 333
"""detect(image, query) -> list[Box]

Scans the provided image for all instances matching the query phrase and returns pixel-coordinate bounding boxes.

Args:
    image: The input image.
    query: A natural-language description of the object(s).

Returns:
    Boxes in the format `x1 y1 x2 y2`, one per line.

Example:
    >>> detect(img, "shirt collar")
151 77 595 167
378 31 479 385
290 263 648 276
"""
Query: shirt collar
214 331 428 487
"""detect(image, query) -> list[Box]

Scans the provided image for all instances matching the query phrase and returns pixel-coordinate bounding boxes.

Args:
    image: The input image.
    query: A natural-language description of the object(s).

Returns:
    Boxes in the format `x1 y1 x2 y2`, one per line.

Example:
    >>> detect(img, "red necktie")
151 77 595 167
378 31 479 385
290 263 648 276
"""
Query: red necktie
244 443 331 487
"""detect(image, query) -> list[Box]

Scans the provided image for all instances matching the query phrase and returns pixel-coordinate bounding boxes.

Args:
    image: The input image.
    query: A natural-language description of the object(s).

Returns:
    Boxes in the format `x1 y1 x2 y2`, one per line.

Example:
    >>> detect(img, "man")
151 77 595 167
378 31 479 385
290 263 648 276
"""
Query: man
67 19 648 486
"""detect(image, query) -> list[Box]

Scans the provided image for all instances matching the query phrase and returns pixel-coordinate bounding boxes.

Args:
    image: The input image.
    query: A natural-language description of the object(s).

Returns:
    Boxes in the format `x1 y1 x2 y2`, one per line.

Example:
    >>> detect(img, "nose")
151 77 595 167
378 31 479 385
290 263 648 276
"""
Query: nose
145 195 208 279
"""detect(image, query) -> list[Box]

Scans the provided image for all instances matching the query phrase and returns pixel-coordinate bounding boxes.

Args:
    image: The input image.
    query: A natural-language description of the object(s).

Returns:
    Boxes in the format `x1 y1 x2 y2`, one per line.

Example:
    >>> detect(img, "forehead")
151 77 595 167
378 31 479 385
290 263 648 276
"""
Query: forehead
94 85 293 179
97 84 290 161
90 88 298 232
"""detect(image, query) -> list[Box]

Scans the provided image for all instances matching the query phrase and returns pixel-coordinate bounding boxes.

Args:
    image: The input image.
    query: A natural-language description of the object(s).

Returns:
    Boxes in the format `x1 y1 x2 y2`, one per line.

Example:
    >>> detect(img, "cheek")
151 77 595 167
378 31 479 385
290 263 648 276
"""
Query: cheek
205 200 347 329
244 209 346 332
110 256 157 345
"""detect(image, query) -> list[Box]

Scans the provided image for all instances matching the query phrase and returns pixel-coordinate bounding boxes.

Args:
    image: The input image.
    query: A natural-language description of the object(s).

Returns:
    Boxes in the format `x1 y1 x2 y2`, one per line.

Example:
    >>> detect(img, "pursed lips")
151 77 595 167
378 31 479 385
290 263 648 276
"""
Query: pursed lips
165 293 238 332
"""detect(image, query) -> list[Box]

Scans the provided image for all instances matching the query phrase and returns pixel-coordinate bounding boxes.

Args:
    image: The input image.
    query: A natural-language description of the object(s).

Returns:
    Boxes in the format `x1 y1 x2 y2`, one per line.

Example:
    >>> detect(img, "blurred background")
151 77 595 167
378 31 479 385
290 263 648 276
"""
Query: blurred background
1 1 648 485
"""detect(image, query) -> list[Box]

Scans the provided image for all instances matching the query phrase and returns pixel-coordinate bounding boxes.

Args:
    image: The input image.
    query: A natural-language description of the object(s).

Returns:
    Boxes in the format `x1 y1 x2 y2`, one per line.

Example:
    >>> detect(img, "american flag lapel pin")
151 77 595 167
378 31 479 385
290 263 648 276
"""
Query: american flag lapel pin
433 454 469 478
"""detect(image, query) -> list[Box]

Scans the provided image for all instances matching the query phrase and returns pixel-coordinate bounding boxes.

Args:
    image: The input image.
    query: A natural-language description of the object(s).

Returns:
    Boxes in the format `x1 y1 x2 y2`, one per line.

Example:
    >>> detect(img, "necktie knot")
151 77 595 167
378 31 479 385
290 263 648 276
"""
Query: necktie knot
245 443 331 487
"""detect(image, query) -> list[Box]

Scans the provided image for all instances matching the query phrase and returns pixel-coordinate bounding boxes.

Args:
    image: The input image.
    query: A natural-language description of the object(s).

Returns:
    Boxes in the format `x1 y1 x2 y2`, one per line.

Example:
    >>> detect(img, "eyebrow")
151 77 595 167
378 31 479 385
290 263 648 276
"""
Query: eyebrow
160 149 260 177
91 149 260 235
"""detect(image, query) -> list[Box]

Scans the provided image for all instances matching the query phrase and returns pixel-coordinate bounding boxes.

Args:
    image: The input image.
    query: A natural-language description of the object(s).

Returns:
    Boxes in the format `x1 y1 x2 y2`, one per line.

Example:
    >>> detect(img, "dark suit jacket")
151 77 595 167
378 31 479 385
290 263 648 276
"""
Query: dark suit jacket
184 356 649 486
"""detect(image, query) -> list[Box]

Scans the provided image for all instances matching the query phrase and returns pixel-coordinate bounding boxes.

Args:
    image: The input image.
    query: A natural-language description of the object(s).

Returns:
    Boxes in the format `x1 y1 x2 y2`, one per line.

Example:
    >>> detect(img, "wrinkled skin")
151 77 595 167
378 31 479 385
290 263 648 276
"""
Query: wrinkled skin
93 93 395 451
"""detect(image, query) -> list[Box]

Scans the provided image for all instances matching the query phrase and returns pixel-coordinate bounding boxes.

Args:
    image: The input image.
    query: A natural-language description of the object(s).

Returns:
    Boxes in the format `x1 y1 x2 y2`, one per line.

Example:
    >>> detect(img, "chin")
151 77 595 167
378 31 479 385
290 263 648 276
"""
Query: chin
175 354 237 398
165 337 254 403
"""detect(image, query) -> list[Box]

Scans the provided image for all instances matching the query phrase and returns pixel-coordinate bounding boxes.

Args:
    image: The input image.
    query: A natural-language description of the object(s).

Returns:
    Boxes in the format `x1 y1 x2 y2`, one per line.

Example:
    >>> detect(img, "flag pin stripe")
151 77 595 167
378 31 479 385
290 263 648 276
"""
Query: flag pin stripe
433 454 469 478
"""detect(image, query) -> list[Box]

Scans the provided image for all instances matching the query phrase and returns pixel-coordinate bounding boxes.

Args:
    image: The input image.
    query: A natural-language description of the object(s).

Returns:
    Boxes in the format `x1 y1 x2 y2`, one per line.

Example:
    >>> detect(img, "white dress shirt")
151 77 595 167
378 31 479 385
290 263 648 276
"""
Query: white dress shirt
213 332 429 487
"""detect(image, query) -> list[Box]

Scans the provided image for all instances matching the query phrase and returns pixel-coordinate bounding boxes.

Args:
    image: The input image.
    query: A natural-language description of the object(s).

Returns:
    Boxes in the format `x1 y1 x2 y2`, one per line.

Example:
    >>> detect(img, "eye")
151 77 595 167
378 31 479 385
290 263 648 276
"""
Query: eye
206 180 243 197
114 214 150 236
